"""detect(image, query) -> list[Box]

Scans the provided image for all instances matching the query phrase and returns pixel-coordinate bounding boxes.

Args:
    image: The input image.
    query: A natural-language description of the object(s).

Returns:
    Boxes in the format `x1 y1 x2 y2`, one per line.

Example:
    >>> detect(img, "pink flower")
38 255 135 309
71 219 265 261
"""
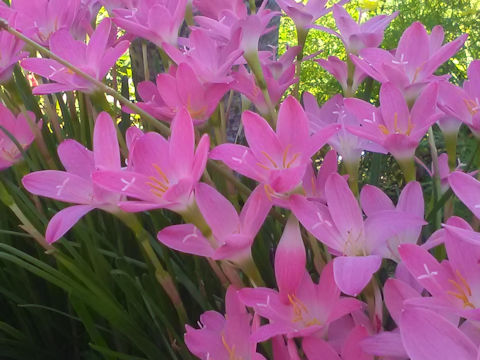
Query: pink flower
163 28 243 84
398 222 480 321
0 105 40 170
185 286 265 360
22 112 121 243
304 93 385 164
290 173 425 295
112 0 187 46
21 18 129 94
11 0 82 46
192 0 246 21
133 63 229 125
157 183 271 262
316 5 397 54
351 22 467 100
232 48 299 116
316 56 367 95
359 181 424 262
239 217 363 341
276 0 349 31
301 149 340 203
438 61 480 137
92 108 209 213
344 82 439 161
210 96 339 202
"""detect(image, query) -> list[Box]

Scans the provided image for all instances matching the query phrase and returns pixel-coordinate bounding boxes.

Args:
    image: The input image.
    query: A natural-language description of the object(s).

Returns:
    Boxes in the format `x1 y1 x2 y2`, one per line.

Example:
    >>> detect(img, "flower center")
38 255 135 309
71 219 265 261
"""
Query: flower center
146 163 170 198
378 113 414 136
447 269 474 309
288 293 321 327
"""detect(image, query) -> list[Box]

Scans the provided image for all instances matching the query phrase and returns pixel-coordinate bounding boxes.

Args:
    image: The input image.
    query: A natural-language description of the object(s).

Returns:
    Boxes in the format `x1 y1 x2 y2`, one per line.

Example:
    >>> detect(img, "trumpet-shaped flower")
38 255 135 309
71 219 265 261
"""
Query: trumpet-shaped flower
157 183 271 262
359 181 424 262
21 18 129 94
276 0 349 31
232 49 299 117
133 63 229 125
22 112 121 243
398 221 480 321
290 173 425 295
112 0 187 46
351 22 467 100
301 149 339 203
438 61 480 137
185 286 266 360
317 5 398 54
11 0 81 46
210 96 339 202
304 93 385 164
239 217 363 340
93 108 209 213
163 28 243 84
0 105 40 170
344 82 439 161
316 56 367 95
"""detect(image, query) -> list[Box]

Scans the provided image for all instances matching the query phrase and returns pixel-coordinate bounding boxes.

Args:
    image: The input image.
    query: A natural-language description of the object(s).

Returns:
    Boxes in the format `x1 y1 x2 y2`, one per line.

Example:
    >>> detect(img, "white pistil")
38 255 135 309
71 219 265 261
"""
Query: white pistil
55 177 70 196
417 263 438 280
120 177 136 191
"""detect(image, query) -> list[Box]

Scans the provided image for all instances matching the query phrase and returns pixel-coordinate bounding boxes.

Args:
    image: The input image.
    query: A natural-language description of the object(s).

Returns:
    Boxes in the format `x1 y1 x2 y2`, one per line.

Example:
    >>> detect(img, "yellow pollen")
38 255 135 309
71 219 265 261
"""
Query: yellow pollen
287 293 321 326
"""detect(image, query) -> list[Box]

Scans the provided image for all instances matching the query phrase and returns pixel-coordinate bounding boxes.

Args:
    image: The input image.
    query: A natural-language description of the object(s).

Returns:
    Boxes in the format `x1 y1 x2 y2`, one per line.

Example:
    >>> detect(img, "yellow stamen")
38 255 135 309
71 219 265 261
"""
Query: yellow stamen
286 153 301 168
153 164 169 184
261 151 278 168
378 124 390 135
282 144 292 168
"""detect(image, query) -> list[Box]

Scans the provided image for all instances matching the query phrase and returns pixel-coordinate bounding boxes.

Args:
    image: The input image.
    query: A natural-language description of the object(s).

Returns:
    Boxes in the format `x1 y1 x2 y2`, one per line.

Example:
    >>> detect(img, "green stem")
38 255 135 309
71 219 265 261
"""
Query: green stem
427 127 442 229
248 0 256 13
345 55 356 97
444 131 458 171
292 27 308 100
397 157 416 182
244 50 277 127
238 254 265 287
114 212 188 323
344 160 360 197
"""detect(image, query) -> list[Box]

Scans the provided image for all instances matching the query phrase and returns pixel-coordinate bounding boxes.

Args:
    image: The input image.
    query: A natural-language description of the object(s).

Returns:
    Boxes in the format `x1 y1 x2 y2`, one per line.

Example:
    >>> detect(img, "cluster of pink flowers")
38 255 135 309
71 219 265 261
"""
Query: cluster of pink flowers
2 0 480 359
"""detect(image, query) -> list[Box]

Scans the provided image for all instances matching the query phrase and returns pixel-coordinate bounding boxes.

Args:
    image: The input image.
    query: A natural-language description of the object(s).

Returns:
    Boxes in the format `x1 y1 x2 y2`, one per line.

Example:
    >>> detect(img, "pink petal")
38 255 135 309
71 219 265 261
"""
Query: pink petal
22 171 94 204
157 224 214 257
449 171 480 219
169 107 195 177
46 205 95 243
192 134 210 182
57 139 94 179
383 278 420 325
379 82 409 133
93 112 120 171
92 170 156 203
195 182 239 240
239 185 271 236
333 255 382 296
400 307 477 360
325 173 364 243
360 185 394 216
303 337 341 360
209 144 266 182
242 110 282 161
276 96 309 153
275 216 306 299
